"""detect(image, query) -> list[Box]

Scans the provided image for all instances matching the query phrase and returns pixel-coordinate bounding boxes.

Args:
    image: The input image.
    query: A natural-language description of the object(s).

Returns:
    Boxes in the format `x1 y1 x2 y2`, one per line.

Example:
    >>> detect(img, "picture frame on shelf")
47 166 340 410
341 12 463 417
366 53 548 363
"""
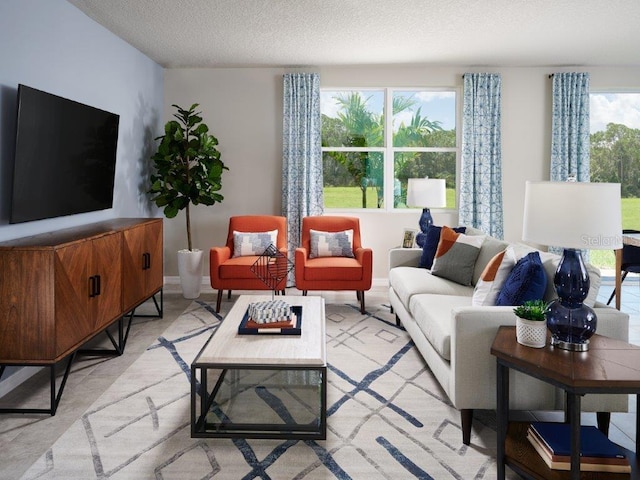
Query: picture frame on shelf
402 228 417 248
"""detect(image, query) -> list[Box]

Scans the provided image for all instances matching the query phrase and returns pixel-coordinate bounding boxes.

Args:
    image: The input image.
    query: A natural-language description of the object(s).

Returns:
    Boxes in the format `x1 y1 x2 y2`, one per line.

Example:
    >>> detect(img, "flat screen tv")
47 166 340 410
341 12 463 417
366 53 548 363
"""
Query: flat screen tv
10 84 120 224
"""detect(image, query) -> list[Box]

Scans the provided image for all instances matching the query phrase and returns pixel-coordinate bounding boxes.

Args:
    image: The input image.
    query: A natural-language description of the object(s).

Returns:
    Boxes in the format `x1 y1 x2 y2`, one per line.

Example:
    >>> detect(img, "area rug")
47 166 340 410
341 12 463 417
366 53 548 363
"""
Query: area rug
21 298 517 479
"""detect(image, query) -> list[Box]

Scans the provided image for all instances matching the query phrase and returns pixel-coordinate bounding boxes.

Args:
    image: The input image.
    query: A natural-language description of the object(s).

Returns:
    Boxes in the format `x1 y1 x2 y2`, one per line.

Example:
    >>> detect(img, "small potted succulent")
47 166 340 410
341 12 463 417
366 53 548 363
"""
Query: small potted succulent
513 299 548 348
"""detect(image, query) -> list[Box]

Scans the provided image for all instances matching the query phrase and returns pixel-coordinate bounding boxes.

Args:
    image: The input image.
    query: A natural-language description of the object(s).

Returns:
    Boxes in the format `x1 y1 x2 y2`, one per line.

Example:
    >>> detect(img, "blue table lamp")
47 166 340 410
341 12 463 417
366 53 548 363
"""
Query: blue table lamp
522 181 622 351
407 178 446 248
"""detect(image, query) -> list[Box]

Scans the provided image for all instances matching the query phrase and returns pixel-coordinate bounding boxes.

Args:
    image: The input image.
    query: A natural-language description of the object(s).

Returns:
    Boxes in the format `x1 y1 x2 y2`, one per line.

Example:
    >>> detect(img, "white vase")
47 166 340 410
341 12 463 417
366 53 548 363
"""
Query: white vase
177 249 203 299
515 317 547 348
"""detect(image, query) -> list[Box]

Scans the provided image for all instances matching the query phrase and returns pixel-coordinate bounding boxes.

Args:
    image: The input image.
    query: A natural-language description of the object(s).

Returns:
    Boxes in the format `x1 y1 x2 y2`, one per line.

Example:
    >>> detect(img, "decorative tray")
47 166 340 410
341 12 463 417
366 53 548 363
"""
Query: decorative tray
238 305 302 335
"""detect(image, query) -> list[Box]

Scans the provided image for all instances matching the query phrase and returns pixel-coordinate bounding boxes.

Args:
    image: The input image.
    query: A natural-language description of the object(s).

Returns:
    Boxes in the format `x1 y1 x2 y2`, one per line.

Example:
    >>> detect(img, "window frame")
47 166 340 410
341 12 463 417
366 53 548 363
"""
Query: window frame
320 86 461 212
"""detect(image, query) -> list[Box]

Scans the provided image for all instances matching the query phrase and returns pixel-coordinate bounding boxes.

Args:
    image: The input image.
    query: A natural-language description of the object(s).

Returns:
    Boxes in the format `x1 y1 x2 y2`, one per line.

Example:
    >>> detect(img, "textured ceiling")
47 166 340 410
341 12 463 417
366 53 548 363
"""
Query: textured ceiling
67 0 640 68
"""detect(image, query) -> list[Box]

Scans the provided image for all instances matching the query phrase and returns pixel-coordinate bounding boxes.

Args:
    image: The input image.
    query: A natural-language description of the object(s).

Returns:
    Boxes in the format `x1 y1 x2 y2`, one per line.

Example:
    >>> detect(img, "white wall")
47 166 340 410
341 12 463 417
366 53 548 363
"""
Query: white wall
164 65 640 281
0 0 164 242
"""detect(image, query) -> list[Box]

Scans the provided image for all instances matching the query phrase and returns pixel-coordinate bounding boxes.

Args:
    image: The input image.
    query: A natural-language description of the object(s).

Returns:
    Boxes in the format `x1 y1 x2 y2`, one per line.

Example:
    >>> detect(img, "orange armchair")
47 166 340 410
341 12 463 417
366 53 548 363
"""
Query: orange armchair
210 215 288 312
295 216 372 313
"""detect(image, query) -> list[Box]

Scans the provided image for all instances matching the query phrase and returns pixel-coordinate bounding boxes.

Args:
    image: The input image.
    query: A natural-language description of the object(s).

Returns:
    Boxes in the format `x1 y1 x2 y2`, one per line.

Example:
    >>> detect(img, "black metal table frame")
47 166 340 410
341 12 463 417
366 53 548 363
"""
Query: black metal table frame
496 357 640 480
191 362 327 440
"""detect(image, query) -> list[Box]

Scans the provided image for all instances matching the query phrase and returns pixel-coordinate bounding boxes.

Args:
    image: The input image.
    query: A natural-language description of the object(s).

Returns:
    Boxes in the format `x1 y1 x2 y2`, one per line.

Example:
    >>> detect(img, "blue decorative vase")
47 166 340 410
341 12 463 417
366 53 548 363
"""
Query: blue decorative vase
415 208 433 248
545 248 596 351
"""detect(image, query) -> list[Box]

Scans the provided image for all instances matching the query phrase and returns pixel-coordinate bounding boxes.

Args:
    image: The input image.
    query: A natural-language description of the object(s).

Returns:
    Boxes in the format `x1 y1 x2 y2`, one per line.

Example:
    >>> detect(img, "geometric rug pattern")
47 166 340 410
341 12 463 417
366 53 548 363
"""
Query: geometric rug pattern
21 298 518 479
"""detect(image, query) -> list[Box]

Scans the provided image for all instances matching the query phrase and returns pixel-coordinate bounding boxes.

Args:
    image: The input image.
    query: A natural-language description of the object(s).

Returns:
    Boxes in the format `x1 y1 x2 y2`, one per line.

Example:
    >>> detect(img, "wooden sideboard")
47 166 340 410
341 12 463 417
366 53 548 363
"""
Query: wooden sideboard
0 218 163 414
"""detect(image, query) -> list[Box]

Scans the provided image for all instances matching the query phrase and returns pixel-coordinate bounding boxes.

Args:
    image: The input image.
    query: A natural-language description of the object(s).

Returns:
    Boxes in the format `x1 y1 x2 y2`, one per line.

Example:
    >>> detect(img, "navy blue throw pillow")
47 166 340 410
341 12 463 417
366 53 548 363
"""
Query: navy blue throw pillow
495 251 547 306
419 225 466 269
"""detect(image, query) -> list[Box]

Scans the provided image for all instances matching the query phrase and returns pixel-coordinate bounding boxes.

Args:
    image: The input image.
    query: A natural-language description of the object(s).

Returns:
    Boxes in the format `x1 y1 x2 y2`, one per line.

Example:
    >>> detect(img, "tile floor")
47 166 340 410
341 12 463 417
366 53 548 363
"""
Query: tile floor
0 280 639 479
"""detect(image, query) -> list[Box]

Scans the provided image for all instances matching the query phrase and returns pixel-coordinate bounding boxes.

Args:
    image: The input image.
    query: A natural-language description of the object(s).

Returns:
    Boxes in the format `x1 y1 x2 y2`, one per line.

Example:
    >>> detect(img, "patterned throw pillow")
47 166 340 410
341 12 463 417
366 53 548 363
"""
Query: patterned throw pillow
419 225 466 269
472 244 534 306
472 249 511 306
495 251 547 306
232 230 278 257
309 229 354 258
431 226 485 286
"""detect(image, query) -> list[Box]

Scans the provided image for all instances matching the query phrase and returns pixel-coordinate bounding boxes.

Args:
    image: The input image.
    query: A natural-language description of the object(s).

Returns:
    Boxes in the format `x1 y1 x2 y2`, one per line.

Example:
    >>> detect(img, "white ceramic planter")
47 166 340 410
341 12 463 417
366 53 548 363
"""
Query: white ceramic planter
177 249 204 299
515 317 547 348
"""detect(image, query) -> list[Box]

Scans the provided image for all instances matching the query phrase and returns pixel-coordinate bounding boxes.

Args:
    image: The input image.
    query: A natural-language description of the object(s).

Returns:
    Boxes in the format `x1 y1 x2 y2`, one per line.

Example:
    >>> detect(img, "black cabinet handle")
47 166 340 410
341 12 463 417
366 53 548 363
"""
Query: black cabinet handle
142 252 151 270
89 275 102 297
89 276 96 298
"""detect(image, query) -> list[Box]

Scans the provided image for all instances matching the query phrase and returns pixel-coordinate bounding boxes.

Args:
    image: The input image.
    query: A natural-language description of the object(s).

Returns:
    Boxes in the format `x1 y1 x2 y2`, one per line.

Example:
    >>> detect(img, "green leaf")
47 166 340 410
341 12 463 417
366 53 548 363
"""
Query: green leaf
149 103 228 246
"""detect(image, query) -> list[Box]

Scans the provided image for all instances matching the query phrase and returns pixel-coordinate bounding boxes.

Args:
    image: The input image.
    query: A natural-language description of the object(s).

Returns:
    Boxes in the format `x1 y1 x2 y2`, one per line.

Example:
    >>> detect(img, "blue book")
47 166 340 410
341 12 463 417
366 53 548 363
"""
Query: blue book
530 422 626 459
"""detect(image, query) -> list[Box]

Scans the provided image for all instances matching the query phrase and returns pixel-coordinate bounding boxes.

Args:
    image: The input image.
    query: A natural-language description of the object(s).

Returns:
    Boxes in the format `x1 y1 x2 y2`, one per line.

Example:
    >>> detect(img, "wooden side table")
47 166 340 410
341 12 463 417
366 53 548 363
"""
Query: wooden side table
491 326 640 480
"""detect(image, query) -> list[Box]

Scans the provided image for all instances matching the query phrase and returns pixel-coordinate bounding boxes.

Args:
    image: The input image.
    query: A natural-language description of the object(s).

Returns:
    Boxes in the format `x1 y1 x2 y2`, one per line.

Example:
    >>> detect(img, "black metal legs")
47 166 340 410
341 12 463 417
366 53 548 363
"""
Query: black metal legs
0 352 76 416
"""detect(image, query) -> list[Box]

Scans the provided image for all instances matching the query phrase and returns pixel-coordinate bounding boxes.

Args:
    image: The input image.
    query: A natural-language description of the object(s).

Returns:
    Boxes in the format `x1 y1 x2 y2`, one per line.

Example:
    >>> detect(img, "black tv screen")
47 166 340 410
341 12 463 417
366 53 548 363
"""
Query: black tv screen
10 85 120 224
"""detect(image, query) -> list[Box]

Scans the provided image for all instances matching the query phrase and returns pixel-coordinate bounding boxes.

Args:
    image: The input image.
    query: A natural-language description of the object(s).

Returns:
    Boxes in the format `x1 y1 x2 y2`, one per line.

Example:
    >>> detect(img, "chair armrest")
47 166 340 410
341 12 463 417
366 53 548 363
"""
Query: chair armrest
354 247 373 286
388 247 422 270
295 247 309 281
209 246 231 283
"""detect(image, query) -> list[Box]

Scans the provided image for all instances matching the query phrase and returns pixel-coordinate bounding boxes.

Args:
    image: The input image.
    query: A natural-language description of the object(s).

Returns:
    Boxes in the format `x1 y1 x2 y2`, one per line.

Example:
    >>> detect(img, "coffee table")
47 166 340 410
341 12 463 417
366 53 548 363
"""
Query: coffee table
190 294 326 439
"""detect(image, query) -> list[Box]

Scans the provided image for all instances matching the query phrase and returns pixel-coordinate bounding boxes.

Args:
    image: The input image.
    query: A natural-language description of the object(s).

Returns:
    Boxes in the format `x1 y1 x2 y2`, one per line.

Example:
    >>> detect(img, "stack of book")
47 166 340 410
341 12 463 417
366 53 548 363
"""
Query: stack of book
526 422 631 473
238 304 303 335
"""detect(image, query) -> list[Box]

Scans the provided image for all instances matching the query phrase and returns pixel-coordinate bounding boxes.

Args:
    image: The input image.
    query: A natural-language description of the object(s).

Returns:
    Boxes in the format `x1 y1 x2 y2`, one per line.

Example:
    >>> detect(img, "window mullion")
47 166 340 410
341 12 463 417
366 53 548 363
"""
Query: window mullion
385 89 395 210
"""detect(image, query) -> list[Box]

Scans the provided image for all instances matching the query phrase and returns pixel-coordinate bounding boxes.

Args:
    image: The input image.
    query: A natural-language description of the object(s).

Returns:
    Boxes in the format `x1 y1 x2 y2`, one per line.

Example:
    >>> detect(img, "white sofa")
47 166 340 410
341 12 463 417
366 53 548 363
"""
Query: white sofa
388 228 630 445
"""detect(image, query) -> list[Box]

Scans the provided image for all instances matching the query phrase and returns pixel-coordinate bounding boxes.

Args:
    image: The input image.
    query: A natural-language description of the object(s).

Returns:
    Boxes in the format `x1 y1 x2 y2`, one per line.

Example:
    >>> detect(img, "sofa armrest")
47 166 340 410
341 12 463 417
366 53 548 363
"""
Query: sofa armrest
449 306 556 411
590 305 629 342
388 247 422 270
449 306 630 411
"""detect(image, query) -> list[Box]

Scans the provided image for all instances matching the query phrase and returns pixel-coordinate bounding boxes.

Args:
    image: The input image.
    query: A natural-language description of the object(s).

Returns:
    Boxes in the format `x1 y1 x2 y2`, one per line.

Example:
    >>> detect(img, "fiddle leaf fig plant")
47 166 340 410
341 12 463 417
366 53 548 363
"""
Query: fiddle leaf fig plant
513 299 548 321
149 103 227 251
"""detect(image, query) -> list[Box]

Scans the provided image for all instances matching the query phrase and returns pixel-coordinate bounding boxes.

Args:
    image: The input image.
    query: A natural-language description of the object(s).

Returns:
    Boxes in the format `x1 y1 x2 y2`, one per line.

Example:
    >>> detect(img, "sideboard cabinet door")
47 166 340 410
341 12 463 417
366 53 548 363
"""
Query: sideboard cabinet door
122 219 163 313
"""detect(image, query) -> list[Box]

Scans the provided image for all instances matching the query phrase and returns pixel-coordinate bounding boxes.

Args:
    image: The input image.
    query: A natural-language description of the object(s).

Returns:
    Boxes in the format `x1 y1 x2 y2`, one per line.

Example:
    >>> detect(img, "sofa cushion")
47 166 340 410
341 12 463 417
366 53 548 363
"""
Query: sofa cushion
220 256 263 278
302 256 363 281
418 225 466 269
472 248 511 306
309 229 354 258
432 227 484 286
232 229 277 257
410 294 472 361
388 267 474 312
472 235 510 286
496 251 547 306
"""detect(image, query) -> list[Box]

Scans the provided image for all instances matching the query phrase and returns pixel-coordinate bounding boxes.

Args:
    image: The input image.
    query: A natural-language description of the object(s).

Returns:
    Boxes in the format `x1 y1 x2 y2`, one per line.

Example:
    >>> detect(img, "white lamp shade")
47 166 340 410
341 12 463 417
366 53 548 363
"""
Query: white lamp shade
406 178 446 208
522 181 622 250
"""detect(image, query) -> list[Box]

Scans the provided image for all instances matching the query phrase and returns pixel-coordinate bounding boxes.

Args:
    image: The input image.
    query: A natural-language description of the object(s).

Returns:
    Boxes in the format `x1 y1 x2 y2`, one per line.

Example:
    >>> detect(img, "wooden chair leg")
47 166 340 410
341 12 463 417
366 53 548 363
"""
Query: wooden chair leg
461 409 473 445
359 291 365 314
216 290 223 313
302 291 308 296
227 290 232 299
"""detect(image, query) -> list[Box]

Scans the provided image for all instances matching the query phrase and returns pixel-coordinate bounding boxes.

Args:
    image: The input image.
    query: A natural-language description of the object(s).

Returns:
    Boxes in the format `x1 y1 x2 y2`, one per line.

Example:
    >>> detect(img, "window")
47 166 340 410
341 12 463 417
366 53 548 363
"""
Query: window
589 92 640 269
321 89 458 210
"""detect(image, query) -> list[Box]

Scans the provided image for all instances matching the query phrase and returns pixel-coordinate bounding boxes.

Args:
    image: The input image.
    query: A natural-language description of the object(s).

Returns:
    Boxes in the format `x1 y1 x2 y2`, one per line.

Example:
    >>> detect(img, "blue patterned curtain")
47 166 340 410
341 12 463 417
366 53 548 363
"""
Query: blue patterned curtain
550 72 591 257
459 73 503 239
282 73 323 284
551 72 590 182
